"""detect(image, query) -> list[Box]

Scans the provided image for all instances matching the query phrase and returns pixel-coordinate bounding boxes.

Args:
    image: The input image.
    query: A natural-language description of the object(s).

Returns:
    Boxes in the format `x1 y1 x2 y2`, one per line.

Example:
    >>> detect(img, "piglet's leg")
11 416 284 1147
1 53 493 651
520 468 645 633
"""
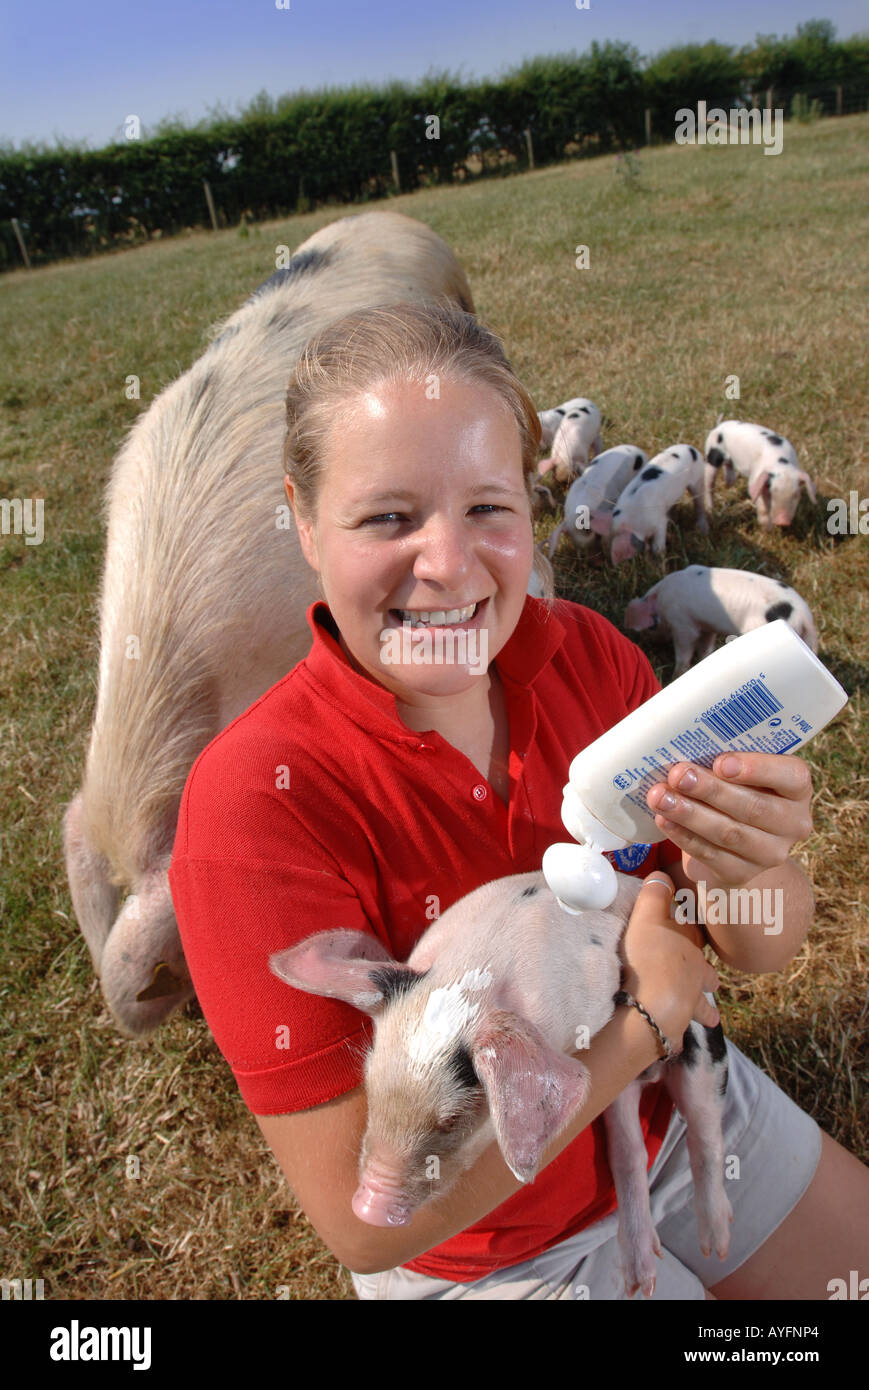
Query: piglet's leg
604 1081 662 1298
664 1028 733 1261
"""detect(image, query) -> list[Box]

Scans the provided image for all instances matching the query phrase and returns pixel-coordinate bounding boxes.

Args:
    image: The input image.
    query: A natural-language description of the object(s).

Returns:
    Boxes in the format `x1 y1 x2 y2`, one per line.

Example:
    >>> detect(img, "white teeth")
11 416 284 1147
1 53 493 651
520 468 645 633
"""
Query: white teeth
396 603 477 626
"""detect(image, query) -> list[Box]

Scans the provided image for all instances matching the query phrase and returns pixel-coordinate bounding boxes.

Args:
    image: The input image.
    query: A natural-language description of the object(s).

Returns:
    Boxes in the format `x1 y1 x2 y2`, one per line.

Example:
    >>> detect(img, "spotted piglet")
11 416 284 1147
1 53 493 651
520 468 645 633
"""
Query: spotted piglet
601 444 709 566
704 420 816 530
270 870 732 1299
625 565 819 677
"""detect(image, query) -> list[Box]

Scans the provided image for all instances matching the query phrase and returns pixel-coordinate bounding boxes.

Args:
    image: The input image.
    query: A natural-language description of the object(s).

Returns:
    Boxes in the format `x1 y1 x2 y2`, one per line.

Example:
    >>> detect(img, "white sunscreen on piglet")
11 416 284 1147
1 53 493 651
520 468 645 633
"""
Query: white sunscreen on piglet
543 620 848 913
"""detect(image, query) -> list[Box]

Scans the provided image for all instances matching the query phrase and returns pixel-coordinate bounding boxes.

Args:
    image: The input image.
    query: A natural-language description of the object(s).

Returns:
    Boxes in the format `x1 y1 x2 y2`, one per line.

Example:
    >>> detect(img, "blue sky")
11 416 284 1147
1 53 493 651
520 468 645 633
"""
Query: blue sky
1 0 865 148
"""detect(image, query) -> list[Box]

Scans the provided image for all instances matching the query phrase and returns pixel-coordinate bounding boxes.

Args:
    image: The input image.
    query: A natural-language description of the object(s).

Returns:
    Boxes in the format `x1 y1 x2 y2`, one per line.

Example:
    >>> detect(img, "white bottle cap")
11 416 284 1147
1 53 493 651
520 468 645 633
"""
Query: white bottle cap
542 842 619 912
560 783 631 852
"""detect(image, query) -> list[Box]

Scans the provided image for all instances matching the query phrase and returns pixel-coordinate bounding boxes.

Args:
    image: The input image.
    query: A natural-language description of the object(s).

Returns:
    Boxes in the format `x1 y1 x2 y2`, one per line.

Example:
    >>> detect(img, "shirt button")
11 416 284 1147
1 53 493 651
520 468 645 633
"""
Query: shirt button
472 784 487 801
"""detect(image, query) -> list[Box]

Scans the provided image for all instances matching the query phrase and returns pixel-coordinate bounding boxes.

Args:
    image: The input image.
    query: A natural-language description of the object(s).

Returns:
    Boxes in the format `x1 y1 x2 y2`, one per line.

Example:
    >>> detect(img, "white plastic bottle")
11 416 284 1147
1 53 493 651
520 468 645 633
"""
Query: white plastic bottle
542 620 849 913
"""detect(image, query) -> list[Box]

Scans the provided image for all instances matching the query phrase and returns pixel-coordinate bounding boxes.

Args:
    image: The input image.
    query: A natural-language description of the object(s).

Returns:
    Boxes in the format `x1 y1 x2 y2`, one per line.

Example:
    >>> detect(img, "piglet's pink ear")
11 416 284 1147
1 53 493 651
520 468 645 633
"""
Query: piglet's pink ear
749 469 771 501
471 1010 591 1184
537 456 554 477
270 929 396 1015
590 510 613 536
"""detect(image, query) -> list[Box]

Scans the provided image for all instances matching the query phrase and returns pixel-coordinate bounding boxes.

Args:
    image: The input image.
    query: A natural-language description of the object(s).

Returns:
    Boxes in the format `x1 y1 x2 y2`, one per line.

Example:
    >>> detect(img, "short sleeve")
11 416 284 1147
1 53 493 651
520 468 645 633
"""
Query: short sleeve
169 765 382 1114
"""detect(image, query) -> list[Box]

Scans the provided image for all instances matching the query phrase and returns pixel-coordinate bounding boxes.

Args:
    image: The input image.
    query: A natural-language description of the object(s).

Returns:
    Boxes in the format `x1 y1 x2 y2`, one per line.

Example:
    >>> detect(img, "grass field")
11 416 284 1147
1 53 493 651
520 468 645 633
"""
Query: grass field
1 114 867 1302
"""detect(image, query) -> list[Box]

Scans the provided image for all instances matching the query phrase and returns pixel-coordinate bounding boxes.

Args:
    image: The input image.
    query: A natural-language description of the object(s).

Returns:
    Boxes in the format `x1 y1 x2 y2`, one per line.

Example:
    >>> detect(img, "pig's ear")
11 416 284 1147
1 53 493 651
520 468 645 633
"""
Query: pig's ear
590 509 613 536
749 469 771 501
269 930 399 1015
471 1011 591 1183
797 471 817 503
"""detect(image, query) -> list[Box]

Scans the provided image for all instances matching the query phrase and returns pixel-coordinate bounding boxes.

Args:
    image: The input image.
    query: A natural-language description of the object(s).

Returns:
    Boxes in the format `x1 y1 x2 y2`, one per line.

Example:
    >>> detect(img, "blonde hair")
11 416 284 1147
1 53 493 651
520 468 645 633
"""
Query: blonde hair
282 297 555 603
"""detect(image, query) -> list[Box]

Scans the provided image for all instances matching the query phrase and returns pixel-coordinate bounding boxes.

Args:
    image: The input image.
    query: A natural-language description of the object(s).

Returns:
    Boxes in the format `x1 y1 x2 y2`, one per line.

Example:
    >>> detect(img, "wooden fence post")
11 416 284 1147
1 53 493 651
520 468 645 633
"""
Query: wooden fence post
644 108 651 144
766 86 774 111
390 150 400 192
524 128 534 169
202 180 218 231
11 217 31 268
836 84 843 116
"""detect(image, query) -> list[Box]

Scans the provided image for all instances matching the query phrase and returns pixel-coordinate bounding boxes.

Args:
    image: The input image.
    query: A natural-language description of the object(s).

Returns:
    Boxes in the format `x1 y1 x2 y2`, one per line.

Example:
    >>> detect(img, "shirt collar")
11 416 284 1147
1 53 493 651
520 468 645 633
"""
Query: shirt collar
303 597 567 742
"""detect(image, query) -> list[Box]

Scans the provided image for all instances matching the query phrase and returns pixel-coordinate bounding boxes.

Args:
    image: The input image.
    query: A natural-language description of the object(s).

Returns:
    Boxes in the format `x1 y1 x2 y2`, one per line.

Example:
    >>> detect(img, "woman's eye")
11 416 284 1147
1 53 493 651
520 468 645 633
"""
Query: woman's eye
362 513 404 525
471 504 508 515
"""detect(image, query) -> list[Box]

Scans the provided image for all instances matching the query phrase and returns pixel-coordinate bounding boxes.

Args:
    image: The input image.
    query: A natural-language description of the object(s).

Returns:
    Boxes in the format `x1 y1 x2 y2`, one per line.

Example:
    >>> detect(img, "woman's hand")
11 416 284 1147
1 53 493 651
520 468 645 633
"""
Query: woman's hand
619 872 720 1049
646 752 814 891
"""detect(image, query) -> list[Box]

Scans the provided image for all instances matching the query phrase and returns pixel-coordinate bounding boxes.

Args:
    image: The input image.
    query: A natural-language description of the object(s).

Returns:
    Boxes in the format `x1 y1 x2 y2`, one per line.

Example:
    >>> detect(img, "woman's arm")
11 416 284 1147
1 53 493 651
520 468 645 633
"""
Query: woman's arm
256 875 719 1275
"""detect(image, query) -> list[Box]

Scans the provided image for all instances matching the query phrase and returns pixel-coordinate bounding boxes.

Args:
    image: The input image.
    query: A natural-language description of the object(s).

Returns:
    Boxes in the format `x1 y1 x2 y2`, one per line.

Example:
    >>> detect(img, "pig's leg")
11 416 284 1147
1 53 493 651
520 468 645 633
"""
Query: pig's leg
664 1027 733 1261
703 462 718 513
668 619 702 678
63 791 120 971
689 480 709 535
604 1082 662 1298
650 517 669 556
693 629 718 663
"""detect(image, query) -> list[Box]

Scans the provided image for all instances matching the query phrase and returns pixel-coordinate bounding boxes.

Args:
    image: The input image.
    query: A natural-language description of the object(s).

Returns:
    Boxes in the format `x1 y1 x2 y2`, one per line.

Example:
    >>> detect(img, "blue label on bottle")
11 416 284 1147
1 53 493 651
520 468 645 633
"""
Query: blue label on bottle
608 843 653 872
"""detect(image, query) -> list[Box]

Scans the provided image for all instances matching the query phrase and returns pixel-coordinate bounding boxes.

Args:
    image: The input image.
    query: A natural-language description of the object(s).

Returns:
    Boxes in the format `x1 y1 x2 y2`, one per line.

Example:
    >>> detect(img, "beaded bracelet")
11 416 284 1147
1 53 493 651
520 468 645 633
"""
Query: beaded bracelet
614 989 674 1060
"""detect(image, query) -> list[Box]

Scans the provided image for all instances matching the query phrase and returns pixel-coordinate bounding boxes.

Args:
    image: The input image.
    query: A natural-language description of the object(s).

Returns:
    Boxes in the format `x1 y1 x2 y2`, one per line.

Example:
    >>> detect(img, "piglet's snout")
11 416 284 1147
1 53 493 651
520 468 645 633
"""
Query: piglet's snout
352 1175 413 1227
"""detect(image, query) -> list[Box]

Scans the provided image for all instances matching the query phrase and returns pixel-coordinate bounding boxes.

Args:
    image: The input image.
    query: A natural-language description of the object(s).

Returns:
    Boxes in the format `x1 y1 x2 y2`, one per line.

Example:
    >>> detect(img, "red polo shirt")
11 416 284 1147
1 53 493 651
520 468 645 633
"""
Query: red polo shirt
169 595 679 1282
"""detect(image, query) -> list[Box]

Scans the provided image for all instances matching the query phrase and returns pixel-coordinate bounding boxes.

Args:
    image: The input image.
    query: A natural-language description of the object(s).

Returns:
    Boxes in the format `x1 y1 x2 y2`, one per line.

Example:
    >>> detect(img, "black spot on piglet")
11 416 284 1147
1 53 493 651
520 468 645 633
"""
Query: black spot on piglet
765 601 793 623
449 1043 481 1091
518 884 539 900
680 1025 699 1067
765 433 784 446
368 965 426 1001
640 465 663 482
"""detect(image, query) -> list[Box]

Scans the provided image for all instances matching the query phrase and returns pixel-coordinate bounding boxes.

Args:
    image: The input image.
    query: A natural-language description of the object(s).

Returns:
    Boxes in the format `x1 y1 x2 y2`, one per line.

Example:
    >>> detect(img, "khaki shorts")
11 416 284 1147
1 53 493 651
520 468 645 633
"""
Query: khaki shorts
350 1041 822 1300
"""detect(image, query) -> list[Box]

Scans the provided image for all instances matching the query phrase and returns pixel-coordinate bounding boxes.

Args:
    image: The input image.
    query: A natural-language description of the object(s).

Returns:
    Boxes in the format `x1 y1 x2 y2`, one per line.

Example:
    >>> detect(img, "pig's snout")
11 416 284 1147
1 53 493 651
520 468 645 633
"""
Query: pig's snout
352 1179 413 1227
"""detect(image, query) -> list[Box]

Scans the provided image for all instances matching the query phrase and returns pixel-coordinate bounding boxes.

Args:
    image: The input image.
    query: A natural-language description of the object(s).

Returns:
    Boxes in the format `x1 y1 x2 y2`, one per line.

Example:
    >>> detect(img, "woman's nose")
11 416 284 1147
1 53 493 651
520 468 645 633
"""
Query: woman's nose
411 513 476 587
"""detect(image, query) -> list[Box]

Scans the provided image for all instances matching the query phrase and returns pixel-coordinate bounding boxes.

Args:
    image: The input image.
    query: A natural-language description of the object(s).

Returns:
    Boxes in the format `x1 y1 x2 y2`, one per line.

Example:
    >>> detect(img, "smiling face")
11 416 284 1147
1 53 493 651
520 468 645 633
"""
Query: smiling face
288 374 534 703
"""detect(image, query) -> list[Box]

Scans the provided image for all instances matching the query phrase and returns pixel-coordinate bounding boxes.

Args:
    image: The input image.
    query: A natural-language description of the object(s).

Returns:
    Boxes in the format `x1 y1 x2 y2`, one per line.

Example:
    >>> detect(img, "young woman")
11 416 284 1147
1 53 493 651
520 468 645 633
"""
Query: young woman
168 299 868 1300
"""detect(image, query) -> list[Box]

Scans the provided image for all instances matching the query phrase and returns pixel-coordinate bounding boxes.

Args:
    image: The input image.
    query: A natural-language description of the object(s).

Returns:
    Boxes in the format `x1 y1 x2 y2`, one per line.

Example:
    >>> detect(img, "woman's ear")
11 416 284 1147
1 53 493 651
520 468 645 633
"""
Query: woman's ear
285 474 320 571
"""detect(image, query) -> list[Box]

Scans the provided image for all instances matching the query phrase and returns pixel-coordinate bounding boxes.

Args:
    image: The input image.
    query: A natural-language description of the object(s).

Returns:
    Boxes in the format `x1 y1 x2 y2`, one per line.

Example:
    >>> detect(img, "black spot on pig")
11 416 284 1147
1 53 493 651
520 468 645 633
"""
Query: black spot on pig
777 457 790 466
689 447 700 462
764 433 784 446
765 601 793 623
777 580 790 589
566 411 580 418
555 408 566 415
249 248 331 300
706 448 726 468
367 965 426 1002
640 466 663 483
449 1043 481 1091
633 454 644 469
589 935 602 947
613 508 621 517
716 431 724 444
704 1023 727 1067
579 405 591 413
680 1025 699 1068
518 884 539 900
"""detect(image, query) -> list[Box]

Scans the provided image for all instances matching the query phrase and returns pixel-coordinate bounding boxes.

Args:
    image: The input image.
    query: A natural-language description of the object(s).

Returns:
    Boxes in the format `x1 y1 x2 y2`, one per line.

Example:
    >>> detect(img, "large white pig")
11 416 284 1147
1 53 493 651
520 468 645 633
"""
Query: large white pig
271 870 731 1299
63 211 475 1038
624 565 819 677
547 446 647 559
704 420 816 530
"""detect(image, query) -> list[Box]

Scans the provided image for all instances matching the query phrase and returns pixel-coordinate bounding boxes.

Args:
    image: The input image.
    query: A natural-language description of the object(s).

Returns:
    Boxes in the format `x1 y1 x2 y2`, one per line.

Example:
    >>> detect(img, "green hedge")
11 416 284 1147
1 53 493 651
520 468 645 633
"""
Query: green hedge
2 22 867 271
